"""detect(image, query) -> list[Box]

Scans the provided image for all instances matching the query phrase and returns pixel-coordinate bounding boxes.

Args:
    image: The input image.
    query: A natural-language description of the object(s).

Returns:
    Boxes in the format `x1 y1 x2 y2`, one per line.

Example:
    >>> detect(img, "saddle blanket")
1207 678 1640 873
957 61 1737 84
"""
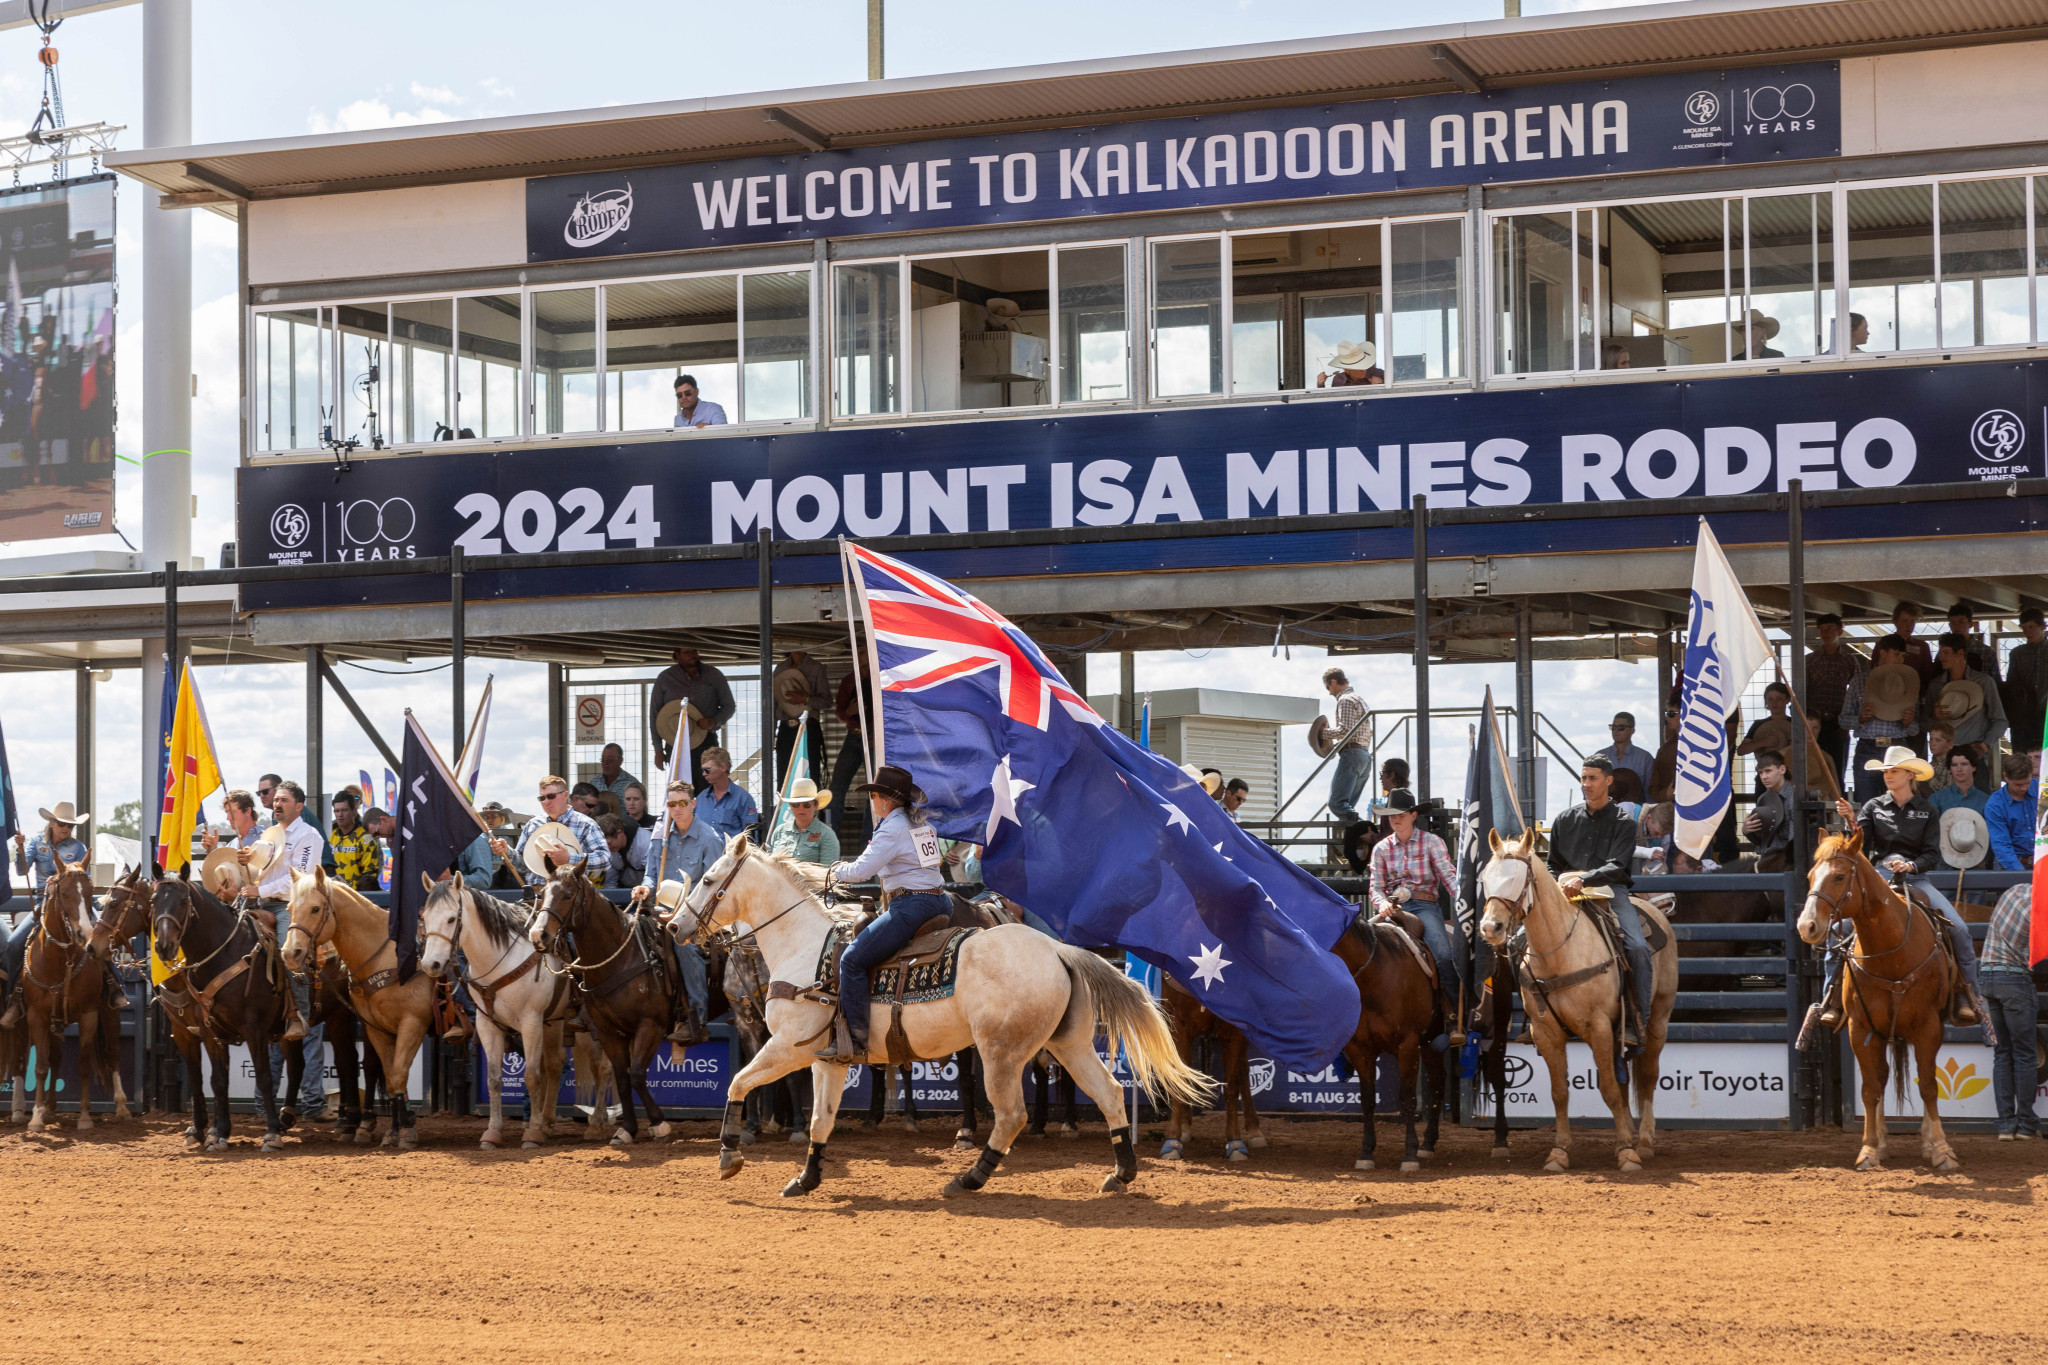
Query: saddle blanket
817 922 976 1006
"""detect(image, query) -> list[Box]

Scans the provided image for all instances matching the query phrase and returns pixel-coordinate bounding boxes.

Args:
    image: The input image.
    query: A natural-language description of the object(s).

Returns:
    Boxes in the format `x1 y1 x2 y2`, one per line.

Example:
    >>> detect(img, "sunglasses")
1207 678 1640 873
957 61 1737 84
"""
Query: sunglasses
539 790 568 802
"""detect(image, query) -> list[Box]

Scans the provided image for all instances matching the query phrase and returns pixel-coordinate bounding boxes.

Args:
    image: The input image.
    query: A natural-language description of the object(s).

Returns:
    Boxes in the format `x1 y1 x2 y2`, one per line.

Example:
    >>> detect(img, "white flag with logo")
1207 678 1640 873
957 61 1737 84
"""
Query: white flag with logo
1674 518 1771 859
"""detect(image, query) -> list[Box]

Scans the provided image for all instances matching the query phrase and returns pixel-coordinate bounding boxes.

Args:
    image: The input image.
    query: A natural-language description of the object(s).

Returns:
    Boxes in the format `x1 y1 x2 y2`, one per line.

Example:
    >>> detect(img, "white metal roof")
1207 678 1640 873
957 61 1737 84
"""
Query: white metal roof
108 0 2048 207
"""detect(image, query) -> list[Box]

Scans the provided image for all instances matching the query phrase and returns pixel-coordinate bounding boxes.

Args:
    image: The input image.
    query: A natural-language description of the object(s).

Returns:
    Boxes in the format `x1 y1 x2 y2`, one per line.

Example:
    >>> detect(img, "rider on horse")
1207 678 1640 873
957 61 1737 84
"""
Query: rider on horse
1365 788 1463 1044
1811 744 1989 1037
1 801 124 1026
817 765 948 1062
1547 756 1652 1057
630 779 724 1046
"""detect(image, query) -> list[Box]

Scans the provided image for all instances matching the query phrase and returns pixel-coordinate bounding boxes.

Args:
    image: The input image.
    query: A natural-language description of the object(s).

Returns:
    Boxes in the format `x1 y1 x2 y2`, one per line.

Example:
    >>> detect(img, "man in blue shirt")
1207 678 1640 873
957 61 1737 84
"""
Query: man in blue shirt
695 748 758 842
672 374 728 429
1986 752 2040 872
819 765 949 1061
488 776 608 890
632 780 726 1044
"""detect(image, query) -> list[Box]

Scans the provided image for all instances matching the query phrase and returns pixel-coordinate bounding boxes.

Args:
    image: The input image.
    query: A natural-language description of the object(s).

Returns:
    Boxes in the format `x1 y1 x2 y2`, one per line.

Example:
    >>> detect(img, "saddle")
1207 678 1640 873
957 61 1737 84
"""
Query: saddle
1859 875 1961 1019
1512 893 1668 1029
1355 909 1437 990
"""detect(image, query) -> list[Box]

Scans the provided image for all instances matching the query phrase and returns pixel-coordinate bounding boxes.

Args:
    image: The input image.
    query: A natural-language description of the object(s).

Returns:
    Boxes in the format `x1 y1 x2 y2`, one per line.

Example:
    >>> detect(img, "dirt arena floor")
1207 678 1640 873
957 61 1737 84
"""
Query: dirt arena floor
2 1110 2041 1363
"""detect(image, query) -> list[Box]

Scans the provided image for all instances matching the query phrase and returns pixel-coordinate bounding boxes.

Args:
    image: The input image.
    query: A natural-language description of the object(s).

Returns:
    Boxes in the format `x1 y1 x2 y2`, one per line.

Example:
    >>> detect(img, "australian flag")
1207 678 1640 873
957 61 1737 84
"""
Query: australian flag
846 542 1361 1071
392 711 486 982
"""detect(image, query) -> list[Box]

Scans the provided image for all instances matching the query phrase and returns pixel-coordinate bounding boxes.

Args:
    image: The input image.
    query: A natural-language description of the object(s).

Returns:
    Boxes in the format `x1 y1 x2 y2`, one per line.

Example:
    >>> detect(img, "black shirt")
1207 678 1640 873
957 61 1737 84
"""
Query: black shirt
1749 787 1794 860
1547 800 1637 891
1856 793 1939 874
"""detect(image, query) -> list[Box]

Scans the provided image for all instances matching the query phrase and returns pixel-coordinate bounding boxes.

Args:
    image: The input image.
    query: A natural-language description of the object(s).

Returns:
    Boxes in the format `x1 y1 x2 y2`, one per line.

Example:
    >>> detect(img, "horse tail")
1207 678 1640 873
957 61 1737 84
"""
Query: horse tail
1055 946 1215 1110
1892 1037 1911 1113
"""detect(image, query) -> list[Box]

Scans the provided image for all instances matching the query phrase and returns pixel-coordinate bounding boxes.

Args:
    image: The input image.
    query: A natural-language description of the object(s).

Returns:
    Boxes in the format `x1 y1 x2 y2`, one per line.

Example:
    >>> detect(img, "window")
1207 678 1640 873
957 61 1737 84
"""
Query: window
1057 245 1128 402
334 303 386 448
391 298 454 443
1151 238 1222 398
743 271 812 421
1940 177 2028 349
834 261 901 416
533 287 598 435
1847 183 1934 354
1493 210 1597 374
909 249 1050 413
1742 192 1833 359
1390 219 1463 382
607 276 737 432
456 294 523 440
254 307 324 452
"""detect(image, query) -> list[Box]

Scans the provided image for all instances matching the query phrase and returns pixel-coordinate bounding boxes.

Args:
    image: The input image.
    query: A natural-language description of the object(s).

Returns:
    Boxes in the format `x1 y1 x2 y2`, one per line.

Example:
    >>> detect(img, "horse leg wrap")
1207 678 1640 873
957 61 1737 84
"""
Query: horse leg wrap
955 1143 1006 1192
799 1141 827 1191
718 1100 745 1150
1111 1129 1137 1184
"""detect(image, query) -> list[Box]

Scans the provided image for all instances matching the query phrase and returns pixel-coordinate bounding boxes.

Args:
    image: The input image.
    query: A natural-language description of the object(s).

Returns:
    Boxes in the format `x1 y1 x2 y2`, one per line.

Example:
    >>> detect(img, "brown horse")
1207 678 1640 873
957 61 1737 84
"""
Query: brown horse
1332 908 1444 1171
1796 830 1959 1173
5 863 124 1133
1159 976 1265 1162
528 865 677 1145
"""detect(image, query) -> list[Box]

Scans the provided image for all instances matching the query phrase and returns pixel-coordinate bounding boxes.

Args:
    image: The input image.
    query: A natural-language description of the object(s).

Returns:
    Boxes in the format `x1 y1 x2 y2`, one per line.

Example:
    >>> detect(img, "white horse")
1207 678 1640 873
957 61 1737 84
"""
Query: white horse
418 874 573 1149
669 834 1211 1198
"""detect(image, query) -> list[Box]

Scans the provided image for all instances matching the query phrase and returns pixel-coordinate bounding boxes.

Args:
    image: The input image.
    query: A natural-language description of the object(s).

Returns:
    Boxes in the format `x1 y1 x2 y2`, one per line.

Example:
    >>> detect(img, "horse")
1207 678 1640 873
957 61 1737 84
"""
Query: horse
526 865 678 1146
280 868 436 1149
150 870 299 1150
671 834 1211 1199
1159 975 1265 1161
1333 908 1445 1172
307 951 388 1143
0 863 123 1134
1477 829 1679 1174
723 935 813 1146
418 873 572 1149
1796 829 1959 1173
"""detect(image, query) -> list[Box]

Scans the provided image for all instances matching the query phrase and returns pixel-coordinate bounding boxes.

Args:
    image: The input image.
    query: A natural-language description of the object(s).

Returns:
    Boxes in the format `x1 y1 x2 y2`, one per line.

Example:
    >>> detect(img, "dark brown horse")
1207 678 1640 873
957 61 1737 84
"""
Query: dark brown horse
4 863 125 1134
150 870 298 1150
528 866 677 1145
1796 830 1959 1173
1159 976 1265 1161
1332 908 1444 1171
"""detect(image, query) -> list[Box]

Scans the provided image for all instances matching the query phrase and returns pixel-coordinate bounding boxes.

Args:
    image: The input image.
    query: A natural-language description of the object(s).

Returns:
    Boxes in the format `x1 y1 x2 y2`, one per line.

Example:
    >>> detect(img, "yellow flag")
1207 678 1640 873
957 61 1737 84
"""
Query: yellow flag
156 662 223 873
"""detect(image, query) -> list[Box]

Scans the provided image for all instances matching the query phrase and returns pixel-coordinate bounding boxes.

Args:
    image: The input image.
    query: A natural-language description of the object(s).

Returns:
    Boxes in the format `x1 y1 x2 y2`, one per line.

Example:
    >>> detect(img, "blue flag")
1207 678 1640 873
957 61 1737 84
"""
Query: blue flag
392 711 486 983
0 708 15 906
847 542 1361 1071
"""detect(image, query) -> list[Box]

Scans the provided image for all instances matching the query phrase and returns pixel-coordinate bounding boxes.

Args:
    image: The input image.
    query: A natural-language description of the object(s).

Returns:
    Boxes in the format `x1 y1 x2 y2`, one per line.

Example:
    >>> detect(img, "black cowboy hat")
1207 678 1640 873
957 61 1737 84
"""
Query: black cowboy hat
1372 788 1419 818
852 764 925 806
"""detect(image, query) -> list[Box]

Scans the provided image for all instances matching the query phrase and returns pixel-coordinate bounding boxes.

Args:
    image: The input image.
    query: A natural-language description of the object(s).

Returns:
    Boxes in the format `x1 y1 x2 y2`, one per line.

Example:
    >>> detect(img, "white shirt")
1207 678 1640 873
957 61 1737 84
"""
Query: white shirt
259 815 325 900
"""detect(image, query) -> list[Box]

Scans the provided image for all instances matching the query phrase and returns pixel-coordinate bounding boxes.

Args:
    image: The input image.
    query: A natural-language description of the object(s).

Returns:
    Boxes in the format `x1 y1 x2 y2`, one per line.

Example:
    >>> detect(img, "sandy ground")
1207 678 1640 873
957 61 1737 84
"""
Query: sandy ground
1 1110 2041 1363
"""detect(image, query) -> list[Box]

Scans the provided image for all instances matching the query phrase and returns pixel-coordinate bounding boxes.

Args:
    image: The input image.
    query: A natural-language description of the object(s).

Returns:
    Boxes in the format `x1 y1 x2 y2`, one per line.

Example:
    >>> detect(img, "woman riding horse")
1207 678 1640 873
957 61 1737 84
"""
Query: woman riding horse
817 765 950 1062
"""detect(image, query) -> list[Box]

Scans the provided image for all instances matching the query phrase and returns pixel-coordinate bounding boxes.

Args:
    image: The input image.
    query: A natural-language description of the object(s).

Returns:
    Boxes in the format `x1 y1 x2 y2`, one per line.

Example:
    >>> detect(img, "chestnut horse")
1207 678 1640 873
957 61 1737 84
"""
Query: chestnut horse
1159 976 1265 1162
5 863 125 1133
1333 908 1445 1171
1796 830 1959 1173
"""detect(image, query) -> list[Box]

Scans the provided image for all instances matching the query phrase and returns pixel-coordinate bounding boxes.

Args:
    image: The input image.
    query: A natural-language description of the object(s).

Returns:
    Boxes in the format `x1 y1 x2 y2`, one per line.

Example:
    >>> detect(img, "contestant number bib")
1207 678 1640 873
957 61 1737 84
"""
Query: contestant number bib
911 824 942 869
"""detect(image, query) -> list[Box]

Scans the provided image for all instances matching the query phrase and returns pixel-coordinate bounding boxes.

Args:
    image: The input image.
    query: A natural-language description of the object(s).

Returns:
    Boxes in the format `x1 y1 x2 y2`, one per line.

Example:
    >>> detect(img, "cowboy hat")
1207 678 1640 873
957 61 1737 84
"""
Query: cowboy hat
1864 664 1920 722
1326 340 1376 370
37 801 90 827
1862 744 1935 781
1749 717 1794 751
1743 308 1781 340
476 801 533 830
771 666 813 721
1199 771 1223 798
1940 807 1990 869
652 877 692 913
781 776 833 810
521 822 586 880
853 764 925 807
1308 715 1335 758
653 698 711 749
200 845 264 897
1936 679 1985 724
1373 788 1419 818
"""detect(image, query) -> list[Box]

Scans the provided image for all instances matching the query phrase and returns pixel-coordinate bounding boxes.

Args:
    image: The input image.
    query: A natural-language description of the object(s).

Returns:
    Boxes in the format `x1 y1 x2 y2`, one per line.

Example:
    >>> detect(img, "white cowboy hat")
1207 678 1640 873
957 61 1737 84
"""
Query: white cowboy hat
521 822 585 880
654 698 711 749
37 801 90 826
1939 806 1990 869
652 877 693 913
1936 679 1985 724
1862 744 1935 782
771 665 813 720
201 846 257 897
1326 340 1376 370
1864 664 1920 722
781 776 832 810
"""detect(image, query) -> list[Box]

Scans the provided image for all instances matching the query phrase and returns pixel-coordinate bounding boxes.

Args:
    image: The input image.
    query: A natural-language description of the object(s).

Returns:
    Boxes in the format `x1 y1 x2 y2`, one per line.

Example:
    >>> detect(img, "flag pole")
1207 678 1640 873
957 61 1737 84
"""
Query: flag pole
838 538 878 784
653 709 690 893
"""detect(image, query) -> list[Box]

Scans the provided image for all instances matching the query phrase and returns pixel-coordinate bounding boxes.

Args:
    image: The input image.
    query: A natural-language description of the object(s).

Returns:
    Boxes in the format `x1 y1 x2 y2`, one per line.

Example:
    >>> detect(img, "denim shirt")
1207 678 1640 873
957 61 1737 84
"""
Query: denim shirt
641 818 727 891
24 834 87 888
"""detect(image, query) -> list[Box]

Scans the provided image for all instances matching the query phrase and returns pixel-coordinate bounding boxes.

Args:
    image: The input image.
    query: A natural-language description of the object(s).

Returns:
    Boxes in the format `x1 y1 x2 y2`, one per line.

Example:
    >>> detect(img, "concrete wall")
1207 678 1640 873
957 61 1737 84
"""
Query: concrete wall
1840 40 2048 158
247 179 525 287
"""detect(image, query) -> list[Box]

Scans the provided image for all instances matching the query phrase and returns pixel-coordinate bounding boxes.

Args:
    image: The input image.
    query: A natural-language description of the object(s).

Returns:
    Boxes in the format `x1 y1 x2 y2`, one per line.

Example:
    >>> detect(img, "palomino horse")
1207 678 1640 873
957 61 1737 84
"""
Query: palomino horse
1160 976 1266 1162
671 835 1210 1199
724 935 813 1146
526 865 678 1146
1334 908 1445 1172
1796 830 1959 1173
5 862 126 1133
150 871 299 1150
281 868 435 1149
1478 829 1679 1174
419 874 572 1149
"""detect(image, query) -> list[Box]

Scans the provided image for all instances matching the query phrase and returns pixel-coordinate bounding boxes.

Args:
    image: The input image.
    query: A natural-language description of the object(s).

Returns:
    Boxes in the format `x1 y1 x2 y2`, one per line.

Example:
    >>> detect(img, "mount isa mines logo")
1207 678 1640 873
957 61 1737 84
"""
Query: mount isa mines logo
1970 408 2025 466
565 185 633 248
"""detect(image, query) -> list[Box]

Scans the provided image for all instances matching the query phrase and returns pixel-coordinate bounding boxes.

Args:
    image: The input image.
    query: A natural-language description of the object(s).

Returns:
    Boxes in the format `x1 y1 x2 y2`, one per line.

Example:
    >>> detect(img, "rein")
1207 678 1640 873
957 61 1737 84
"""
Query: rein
536 882 642 978
679 842 827 950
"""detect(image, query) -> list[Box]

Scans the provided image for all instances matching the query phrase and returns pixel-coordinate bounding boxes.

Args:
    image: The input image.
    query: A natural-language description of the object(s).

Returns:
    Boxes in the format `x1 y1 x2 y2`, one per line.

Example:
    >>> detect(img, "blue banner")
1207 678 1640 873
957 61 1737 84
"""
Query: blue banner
526 65 1838 259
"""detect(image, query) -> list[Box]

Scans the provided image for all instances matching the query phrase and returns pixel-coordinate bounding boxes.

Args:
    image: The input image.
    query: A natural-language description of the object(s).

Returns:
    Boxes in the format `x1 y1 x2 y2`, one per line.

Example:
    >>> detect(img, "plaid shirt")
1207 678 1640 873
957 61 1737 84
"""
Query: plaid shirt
1838 669 1921 745
513 808 610 887
1981 882 2033 974
1803 645 1867 722
1368 828 1456 913
1332 689 1372 751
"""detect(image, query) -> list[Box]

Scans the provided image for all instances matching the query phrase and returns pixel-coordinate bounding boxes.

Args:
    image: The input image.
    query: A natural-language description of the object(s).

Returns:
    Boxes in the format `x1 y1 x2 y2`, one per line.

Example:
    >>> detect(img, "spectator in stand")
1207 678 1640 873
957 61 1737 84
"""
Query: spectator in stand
1979 882 2038 1140
599 813 649 889
1636 802 1675 876
1930 750 1989 817
1891 602 1938 688
1321 667 1373 825
1986 752 2040 872
1648 700 1682 803
829 653 875 820
1591 711 1656 795
648 645 736 788
1743 750 1796 861
621 782 656 831
1840 634 1922 803
2004 607 2048 753
327 787 381 892
1736 682 1796 782
569 782 602 818
695 747 758 843
1944 602 1997 679
1222 778 1251 822
1926 632 2006 793
1803 613 1865 781
592 743 640 799
1922 722 1958 800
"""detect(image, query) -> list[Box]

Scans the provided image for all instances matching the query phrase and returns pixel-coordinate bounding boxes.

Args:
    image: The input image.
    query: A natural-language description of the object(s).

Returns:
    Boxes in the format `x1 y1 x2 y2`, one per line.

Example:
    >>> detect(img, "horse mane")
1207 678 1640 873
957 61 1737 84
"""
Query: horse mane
740 838 856 923
465 883 534 949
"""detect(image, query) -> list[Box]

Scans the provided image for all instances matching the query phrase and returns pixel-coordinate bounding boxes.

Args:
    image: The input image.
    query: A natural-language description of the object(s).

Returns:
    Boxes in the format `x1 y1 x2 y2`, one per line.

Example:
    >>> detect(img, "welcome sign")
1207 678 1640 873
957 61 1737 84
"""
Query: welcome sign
526 64 1839 259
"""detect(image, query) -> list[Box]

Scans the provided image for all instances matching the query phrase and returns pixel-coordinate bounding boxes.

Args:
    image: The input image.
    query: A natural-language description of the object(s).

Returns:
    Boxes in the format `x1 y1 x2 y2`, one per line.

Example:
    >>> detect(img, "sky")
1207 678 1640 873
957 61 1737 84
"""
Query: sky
0 0 1673 852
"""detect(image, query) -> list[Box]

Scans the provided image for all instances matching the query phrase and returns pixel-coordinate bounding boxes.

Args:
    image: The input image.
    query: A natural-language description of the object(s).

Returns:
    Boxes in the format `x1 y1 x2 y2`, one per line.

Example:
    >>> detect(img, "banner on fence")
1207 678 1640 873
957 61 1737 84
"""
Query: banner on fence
1847 1045 2048 1121
1470 1041 1790 1122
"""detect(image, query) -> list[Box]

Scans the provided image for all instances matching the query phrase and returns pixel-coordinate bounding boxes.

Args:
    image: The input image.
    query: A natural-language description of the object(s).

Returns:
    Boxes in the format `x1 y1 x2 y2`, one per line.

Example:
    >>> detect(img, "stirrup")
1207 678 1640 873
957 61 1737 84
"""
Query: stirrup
815 1019 866 1064
0 998 19 1029
1951 990 1981 1028
283 1016 308 1042
666 1019 709 1048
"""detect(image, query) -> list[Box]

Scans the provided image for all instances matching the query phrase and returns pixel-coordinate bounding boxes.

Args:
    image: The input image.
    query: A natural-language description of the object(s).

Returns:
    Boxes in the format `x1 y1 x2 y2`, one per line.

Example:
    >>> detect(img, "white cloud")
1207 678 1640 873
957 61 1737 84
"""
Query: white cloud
308 98 457 135
479 77 515 99
409 81 462 105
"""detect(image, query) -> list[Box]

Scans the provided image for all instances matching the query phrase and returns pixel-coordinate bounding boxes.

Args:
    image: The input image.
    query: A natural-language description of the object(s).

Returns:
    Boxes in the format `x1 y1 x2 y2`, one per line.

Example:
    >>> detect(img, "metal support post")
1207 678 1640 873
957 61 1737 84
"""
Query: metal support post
867 0 884 79
1411 497 1431 805
547 664 568 780
451 545 466 759
1656 630 1675 711
1786 480 1818 1131
74 668 94 843
305 647 324 832
1119 651 1137 739
758 528 775 835
1515 598 1535 818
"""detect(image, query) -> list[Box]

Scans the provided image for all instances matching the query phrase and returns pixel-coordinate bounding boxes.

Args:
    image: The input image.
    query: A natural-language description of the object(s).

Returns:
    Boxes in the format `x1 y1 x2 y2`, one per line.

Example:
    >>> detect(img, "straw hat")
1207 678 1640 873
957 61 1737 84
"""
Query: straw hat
771 665 813 721
652 878 692 913
1939 807 1990 870
1936 679 1985 725
200 846 254 897
1308 715 1335 758
1862 744 1935 782
653 698 710 749
521 822 586 880
1864 664 1920 722
36 801 90 827
781 776 832 810
1326 340 1376 370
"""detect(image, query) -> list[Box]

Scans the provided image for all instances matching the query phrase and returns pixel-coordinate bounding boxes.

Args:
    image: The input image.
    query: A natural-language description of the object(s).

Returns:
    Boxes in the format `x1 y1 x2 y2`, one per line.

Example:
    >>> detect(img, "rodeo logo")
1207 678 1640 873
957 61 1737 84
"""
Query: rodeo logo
565 185 633 248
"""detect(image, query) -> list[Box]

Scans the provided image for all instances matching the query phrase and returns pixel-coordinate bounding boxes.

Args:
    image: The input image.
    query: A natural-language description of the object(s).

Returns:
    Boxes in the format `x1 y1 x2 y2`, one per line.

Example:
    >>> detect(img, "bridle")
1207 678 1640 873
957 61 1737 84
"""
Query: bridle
280 884 338 962
532 873 639 977
38 870 92 950
425 884 530 985
1807 852 1920 966
673 841 818 950
151 881 249 982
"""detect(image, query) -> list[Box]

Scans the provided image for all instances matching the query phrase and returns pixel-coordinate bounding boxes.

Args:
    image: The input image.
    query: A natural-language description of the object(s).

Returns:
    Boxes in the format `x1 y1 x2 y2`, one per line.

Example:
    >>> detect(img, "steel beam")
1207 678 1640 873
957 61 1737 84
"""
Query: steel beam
758 529 774 833
305 646 325 832
1412 496 1431 804
317 657 402 775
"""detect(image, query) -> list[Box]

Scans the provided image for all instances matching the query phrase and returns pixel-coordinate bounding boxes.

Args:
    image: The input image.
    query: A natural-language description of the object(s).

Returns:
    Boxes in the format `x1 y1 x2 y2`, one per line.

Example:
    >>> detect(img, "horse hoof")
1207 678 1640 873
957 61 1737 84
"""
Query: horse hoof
718 1150 744 1179
355 1128 375 1147
381 1131 399 1148
610 1130 634 1147
74 1117 93 1132
1617 1151 1642 1174
1855 1152 1883 1172
480 1134 502 1150
903 1119 919 1134
781 1177 812 1198
398 1129 419 1151
1099 1174 1129 1194
1491 1146 1510 1161
788 1129 808 1145
1225 1140 1249 1162
942 1176 977 1198
953 1137 977 1152
1247 1133 1268 1149
1417 1147 1436 1159
207 1136 229 1153
1159 1140 1183 1161
1543 1148 1569 1173
261 1135 284 1152
1026 1124 1047 1138
1400 1160 1420 1173
650 1122 673 1140
1060 1125 1079 1140
1355 1158 1375 1171
738 1130 757 1147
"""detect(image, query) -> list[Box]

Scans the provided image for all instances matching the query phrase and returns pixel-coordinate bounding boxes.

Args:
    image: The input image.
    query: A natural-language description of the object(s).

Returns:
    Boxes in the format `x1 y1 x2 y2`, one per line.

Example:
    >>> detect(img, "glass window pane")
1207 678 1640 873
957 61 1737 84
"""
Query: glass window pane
257 309 321 452
391 298 453 443
909 250 1049 413
1492 213 1578 374
456 294 522 440
533 288 597 435
1302 292 1374 388
1057 245 1126 403
1151 238 1221 397
1390 219 1463 382
1847 184 1934 353
607 276 736 431
834 261 901 416
293 309 324 447
1231 297 1281 394
1742 193 1834 359
1939 177 2027 349
334 302 387 448
742 270 811 422
1578 199 1733 370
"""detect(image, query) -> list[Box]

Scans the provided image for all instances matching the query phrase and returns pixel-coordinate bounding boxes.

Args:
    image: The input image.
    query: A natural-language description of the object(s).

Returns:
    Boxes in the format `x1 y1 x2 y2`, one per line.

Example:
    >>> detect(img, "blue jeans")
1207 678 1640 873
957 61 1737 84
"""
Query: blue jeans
1982 971 2040 1134
672 941 710 1023
1329 747 1372 823
265 900 324 1111
1 914 32 989
838 890 948 1041
1407 895 1457 997
1820 872 1982 1002
1609 893 1655 1025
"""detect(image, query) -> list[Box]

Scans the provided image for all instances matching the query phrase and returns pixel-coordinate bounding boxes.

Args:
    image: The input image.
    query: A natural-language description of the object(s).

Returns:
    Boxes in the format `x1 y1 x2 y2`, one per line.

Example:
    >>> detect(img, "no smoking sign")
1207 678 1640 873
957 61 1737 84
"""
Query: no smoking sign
574 694 606 744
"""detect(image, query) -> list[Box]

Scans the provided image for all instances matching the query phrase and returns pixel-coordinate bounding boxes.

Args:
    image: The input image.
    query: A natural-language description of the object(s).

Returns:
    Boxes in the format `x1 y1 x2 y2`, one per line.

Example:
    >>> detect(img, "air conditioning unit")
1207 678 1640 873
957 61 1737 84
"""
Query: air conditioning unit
962 330 1047 383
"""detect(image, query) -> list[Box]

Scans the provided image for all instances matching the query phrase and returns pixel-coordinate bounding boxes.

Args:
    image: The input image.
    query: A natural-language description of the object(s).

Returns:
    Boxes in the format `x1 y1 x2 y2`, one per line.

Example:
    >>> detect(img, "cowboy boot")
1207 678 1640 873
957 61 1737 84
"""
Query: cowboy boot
282 984 308 1042
1957 986 1993 1044
665 1002 709 1048
814 1013 867 1064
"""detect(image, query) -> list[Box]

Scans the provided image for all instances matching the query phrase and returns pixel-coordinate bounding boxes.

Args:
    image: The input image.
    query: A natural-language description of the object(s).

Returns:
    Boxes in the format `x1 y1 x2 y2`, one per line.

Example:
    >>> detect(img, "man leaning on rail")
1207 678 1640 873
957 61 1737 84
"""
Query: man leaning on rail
1545 754 1653 1059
